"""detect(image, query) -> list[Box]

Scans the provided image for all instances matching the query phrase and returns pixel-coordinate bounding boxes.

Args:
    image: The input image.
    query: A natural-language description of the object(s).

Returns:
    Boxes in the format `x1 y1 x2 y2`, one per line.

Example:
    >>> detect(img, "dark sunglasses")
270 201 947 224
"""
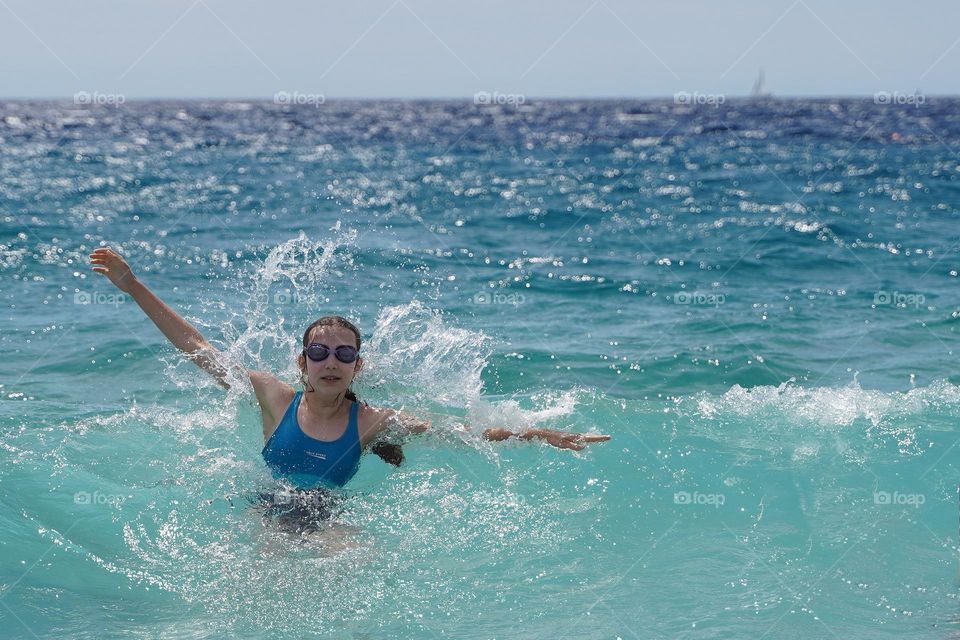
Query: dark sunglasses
303 343 359 364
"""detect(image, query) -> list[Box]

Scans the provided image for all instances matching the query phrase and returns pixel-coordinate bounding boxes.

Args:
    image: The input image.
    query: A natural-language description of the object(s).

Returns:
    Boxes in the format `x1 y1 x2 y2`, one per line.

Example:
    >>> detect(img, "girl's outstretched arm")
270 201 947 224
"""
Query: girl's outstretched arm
368 406 610 451
482 427 610 451
89 246 233 389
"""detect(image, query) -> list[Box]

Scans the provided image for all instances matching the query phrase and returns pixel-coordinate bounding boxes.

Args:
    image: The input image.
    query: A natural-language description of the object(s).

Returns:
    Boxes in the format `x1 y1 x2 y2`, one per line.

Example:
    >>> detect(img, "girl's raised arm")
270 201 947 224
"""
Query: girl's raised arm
89 246 233 389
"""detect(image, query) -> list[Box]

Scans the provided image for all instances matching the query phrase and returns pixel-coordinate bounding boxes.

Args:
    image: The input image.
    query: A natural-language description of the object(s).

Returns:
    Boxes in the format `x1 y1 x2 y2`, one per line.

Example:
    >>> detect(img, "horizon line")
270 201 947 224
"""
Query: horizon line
0 92 950 102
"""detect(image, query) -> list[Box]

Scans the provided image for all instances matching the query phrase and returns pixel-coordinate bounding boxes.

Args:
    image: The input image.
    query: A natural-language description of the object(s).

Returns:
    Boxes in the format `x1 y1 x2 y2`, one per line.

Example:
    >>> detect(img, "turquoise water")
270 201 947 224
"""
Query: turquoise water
2 98 960 638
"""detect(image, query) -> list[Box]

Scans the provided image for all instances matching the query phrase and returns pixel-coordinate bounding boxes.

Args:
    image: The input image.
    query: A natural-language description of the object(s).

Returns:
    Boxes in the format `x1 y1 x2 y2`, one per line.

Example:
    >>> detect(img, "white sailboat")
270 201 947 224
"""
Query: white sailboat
750 69 771 98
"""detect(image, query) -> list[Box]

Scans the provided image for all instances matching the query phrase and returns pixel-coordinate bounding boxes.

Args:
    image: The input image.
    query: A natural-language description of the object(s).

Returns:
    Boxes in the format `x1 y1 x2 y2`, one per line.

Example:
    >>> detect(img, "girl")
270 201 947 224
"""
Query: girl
89 247 610 496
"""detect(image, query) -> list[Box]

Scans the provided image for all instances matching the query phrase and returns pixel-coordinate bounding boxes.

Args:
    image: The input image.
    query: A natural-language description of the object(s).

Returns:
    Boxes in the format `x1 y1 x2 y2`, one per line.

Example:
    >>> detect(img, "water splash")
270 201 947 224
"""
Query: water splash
362 299 491 410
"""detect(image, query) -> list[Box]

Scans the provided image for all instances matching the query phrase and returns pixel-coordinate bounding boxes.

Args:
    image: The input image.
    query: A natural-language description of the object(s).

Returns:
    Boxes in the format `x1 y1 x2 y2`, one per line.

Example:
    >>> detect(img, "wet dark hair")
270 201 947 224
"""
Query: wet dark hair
299 316 404 467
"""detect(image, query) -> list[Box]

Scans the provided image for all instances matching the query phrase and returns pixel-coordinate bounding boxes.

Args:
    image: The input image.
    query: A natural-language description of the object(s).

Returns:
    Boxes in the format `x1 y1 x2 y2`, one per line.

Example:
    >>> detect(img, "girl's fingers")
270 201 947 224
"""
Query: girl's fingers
563 434 609 443
557 437 585 450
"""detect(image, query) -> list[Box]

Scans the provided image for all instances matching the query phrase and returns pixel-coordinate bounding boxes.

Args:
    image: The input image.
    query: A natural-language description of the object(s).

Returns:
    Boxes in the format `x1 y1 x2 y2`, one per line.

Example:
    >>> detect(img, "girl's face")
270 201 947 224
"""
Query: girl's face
299 326 363 393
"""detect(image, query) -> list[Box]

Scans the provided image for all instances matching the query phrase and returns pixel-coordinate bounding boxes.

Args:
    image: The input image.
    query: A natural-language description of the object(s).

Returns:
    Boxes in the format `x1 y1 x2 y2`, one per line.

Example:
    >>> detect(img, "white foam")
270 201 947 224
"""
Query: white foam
688 378 960 428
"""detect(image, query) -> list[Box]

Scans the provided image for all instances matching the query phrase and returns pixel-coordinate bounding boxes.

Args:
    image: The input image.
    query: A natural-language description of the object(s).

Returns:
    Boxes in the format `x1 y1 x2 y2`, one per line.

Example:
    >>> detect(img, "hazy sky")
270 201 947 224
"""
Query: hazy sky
1 0 956 98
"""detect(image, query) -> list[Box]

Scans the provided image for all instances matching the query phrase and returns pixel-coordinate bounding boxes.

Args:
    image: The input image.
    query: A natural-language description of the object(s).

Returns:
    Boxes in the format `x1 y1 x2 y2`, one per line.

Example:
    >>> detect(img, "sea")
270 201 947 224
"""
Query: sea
1 98 960 638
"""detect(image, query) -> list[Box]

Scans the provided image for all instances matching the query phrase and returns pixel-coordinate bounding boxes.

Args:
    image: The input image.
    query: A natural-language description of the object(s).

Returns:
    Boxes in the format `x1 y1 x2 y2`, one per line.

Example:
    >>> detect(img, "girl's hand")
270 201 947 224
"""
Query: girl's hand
539 429 611 451
90 247 137 293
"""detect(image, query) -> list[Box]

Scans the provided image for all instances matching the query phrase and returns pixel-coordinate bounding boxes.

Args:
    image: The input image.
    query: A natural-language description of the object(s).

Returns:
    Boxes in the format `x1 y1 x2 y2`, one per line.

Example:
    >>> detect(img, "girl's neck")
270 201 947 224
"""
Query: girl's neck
301 390 350 421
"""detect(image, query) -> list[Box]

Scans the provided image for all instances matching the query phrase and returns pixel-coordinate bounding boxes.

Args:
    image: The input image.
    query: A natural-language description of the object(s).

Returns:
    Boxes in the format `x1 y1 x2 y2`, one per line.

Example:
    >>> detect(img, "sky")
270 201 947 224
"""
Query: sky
0 0 956 99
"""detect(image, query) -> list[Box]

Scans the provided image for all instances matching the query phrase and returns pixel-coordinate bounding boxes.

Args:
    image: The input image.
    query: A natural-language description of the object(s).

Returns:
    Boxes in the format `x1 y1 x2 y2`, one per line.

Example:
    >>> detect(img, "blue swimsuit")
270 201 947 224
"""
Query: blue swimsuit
262 391 362 489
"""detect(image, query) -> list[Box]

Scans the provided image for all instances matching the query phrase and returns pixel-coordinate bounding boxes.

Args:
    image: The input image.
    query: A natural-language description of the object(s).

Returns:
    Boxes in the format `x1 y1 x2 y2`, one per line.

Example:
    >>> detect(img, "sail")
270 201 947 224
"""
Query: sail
751 69 771 98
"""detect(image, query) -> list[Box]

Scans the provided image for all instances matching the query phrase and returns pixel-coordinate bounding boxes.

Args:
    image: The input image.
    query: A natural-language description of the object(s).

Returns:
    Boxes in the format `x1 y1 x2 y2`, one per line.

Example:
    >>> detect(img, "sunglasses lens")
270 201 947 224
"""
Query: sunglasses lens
305 344 329 361
335 346 358 363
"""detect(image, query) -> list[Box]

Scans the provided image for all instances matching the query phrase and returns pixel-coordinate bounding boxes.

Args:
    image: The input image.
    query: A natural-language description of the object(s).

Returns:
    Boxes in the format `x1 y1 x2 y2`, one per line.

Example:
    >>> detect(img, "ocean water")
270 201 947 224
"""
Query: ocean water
1 98 960 638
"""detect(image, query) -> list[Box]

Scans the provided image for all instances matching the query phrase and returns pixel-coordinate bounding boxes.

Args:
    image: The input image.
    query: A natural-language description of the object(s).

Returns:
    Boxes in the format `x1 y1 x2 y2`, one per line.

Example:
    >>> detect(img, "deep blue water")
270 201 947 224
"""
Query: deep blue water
2 98 960 638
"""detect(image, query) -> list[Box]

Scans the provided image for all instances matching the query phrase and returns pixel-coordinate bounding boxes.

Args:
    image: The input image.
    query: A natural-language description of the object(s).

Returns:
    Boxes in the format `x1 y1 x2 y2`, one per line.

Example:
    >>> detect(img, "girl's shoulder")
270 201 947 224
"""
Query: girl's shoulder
356 403 399 444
